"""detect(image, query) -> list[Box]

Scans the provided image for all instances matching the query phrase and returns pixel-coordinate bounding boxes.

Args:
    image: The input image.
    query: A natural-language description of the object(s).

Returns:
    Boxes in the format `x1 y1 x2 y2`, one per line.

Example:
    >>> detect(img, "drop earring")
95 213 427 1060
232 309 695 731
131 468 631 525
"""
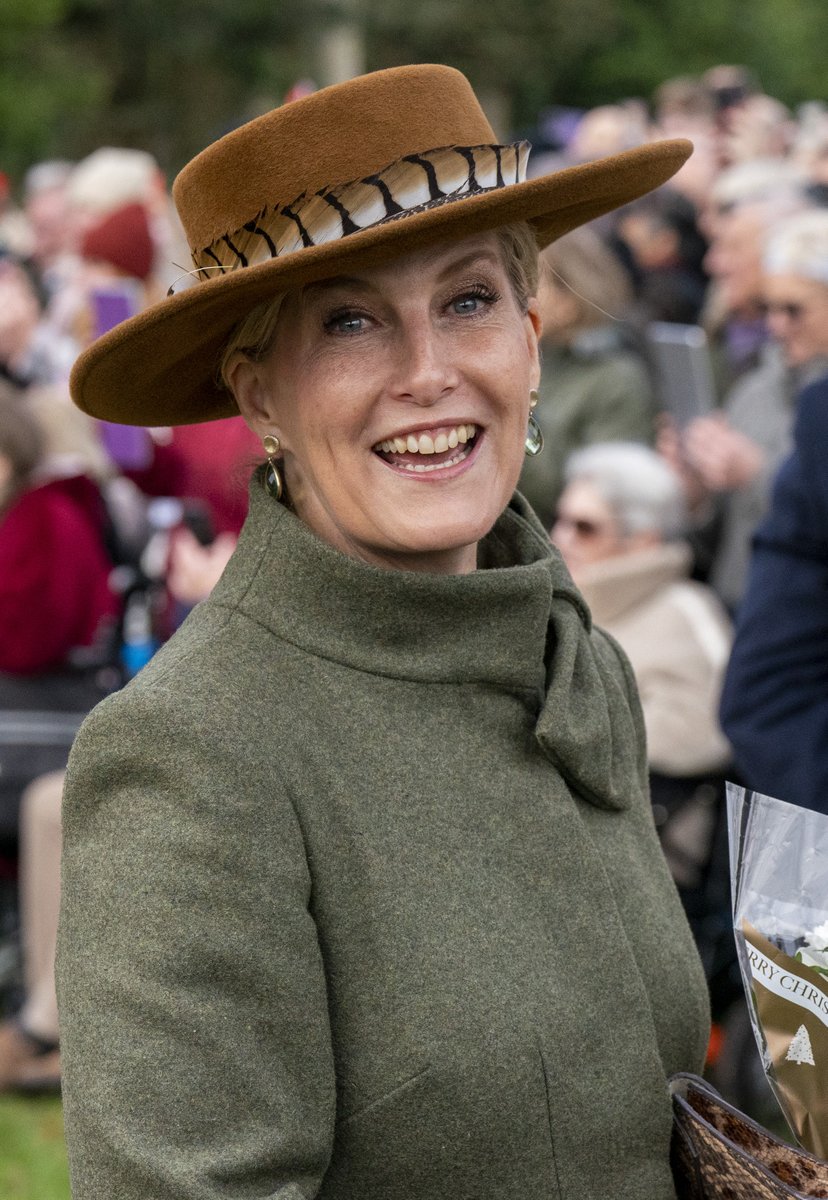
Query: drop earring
525 389 544 457
262 434 284 501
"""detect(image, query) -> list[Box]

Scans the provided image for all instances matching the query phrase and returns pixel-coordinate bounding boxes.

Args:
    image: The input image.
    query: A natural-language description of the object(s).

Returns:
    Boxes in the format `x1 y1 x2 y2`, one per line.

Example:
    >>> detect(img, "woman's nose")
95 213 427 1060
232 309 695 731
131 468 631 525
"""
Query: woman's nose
390 323 459 406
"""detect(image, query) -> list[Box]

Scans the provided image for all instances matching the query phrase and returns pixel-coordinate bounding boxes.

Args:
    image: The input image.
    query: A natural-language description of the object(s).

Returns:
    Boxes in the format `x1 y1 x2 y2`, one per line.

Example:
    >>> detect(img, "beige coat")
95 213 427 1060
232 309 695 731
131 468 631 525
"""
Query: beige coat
576 542 733 776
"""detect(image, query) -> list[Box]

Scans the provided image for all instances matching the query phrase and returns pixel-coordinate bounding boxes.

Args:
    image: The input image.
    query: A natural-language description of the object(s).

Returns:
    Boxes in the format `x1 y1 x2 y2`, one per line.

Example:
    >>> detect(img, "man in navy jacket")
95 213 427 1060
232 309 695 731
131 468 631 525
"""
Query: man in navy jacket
720 375 828 812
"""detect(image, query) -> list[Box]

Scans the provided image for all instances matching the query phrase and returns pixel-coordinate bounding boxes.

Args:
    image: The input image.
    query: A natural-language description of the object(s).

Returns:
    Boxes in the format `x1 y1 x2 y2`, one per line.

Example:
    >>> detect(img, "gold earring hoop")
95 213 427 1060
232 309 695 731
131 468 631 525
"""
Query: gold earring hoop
262 434 283 501
529 388 539 410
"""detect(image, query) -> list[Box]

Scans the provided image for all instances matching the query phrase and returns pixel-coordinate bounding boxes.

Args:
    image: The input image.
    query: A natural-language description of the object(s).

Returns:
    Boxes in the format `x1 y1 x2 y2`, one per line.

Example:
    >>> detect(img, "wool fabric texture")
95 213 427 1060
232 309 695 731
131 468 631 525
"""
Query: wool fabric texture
57 481 709 1200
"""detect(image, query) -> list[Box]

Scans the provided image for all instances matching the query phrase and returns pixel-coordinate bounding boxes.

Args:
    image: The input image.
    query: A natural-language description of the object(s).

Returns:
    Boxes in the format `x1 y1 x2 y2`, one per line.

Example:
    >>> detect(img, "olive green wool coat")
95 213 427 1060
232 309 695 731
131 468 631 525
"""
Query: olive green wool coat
57 484 709 1200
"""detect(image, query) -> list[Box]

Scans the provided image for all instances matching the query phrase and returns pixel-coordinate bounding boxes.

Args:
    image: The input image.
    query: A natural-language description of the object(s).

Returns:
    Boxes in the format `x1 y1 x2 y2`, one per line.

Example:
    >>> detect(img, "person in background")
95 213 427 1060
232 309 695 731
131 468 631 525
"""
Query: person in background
719 375 828 813
76 199 259 540
0 387 118 677
566 102 649 164
43 146 188 346
0 384 119 1092
721 95 795 169
552 442 732 783
700 181 805 388
519 225 656 528
679 207 828 611
0 253 76 388
0 769 63 1092
792 103 828 200
65 146 175 272
0 172 32 258
22 160 75 301
616 189 708 324
79 200 160 310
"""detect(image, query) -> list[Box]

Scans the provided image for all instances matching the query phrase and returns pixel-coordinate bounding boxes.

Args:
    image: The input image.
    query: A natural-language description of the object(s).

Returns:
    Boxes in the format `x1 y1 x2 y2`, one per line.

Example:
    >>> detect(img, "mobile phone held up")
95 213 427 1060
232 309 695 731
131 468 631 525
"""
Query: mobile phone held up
647 322 717 429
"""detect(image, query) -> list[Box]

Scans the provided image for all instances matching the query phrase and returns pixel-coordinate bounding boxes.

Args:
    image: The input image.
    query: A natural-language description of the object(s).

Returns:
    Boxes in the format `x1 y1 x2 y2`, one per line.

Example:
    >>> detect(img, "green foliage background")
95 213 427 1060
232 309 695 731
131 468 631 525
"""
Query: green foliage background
0 0 826 182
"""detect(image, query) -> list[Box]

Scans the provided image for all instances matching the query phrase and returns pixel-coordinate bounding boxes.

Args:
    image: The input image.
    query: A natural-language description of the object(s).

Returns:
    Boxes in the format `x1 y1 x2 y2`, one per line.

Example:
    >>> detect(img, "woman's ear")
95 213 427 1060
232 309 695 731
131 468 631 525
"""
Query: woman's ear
525 298 542 390
225 352 279 441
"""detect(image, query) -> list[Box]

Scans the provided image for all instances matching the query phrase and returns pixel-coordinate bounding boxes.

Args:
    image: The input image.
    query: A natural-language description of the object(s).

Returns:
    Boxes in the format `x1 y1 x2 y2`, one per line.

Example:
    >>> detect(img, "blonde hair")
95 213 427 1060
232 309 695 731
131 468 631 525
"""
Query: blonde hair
495 221 540 311
218 293 287 392
218 221 540 395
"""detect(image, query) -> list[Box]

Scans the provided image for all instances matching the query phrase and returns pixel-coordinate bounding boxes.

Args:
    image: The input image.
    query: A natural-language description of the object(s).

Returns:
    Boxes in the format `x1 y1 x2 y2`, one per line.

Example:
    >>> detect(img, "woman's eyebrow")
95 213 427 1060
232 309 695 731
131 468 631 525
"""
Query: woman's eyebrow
436 250 501 279
304 275 373 299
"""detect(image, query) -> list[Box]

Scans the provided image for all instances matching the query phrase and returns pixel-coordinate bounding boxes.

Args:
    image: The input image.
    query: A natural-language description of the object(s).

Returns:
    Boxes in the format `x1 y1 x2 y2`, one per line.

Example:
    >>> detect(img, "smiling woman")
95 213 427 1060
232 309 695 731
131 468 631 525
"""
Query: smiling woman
57 65 709 1200
224 233 540 573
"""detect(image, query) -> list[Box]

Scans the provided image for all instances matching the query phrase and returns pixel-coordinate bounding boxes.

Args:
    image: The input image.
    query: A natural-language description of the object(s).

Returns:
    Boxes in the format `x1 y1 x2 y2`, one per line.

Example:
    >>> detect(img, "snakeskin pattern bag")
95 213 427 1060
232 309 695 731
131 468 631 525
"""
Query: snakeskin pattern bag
671 1074 828 1199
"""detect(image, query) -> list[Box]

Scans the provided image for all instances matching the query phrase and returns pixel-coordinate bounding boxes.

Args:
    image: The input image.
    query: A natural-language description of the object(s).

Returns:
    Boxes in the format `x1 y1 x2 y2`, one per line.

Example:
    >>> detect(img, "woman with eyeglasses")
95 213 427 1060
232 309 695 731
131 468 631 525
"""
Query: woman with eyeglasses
670 207 828 612
552 441 732 783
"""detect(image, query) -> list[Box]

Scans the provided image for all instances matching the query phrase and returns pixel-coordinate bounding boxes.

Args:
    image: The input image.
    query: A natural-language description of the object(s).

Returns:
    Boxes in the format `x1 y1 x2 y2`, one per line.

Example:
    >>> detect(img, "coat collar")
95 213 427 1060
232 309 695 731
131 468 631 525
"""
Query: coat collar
212 477 636 810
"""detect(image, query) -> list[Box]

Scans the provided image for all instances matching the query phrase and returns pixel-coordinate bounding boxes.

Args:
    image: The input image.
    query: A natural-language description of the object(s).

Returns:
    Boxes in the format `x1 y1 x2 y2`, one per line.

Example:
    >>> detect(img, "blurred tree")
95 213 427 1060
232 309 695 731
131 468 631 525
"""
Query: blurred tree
1 0 826 185
0 0 106 179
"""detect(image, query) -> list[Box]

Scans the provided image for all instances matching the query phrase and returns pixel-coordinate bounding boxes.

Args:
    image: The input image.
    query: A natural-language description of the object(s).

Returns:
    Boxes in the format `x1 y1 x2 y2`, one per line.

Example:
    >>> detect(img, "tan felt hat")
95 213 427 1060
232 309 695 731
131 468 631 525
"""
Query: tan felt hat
70 64 691 427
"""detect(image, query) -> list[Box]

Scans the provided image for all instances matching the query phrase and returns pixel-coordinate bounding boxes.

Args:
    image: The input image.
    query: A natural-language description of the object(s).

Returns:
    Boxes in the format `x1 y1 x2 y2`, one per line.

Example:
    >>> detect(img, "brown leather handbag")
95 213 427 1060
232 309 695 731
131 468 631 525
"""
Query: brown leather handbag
670 1073 828 1199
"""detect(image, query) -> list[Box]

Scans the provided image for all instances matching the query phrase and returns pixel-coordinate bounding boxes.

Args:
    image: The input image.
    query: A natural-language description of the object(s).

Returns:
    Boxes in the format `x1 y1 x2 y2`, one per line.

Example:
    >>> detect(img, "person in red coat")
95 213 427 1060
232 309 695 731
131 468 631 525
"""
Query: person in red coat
0 390 119 675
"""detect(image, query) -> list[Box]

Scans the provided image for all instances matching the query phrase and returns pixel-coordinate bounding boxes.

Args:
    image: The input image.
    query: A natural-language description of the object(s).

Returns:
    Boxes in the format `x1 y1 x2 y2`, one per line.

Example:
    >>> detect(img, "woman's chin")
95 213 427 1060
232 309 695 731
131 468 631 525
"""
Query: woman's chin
373 510 498 566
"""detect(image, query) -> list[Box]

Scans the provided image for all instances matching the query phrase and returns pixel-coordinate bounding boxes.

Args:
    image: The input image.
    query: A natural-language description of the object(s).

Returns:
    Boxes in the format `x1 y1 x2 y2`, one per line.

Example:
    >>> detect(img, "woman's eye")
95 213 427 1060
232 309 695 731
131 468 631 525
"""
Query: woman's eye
324 311 367 334
451 288 498 316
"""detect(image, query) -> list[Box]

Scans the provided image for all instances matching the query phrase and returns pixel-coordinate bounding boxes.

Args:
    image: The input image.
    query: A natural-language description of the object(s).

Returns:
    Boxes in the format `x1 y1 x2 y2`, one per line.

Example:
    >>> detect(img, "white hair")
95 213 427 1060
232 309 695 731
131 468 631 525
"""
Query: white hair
67 148 159 216
23 160 73 201
764 209 828 287
565 442 686 540
711 158 807 212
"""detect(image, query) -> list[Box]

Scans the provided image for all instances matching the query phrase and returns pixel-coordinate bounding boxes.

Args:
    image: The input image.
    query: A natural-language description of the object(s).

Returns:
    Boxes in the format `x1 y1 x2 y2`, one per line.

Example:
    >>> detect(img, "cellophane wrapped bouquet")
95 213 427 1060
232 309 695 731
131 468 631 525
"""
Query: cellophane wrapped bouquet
728 782 828 1156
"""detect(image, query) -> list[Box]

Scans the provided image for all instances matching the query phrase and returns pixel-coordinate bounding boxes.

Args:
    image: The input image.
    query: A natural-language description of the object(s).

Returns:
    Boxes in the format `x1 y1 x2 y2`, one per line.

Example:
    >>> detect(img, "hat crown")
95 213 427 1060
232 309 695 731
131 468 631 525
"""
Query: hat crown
173 65 497 255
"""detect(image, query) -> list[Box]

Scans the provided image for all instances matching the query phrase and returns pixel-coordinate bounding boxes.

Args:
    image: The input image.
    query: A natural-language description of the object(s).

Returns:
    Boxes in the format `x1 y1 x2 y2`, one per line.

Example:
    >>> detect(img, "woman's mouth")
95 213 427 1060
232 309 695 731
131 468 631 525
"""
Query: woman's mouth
372 423 480 474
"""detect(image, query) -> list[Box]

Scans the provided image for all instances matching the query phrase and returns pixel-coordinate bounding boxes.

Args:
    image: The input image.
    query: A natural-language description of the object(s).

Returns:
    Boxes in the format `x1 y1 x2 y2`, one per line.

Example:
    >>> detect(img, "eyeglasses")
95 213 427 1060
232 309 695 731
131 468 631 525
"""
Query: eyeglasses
553 513 608 538
762 300 805 322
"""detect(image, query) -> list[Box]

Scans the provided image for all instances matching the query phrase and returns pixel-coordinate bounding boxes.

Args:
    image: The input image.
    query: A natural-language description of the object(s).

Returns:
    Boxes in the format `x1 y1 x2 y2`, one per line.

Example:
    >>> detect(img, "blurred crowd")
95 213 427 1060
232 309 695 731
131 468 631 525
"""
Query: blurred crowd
2 61 828 1095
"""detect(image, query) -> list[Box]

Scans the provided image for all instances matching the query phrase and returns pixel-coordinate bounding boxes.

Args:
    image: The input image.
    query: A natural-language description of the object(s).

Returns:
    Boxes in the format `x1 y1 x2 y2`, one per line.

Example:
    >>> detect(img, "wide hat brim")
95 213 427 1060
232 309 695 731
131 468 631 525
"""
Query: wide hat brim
71 102 691 427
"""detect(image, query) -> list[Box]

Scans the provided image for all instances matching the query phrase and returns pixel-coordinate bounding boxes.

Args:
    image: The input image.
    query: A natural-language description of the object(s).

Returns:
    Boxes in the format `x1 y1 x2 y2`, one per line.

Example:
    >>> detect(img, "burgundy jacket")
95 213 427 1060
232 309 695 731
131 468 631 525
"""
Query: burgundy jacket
0 475 119 675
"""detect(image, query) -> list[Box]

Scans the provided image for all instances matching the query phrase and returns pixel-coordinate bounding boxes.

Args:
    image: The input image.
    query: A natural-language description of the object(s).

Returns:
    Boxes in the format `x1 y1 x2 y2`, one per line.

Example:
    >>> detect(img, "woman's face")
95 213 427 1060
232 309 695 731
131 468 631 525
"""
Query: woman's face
232 232 541 574
551 480 626 574
763 273 828 367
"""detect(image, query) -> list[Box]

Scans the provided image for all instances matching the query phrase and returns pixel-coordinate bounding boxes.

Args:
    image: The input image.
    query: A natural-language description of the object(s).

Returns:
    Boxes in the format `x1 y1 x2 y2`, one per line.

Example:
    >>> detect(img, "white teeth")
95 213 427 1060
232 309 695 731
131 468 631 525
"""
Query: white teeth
398 445 470 472
375 423 478 455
